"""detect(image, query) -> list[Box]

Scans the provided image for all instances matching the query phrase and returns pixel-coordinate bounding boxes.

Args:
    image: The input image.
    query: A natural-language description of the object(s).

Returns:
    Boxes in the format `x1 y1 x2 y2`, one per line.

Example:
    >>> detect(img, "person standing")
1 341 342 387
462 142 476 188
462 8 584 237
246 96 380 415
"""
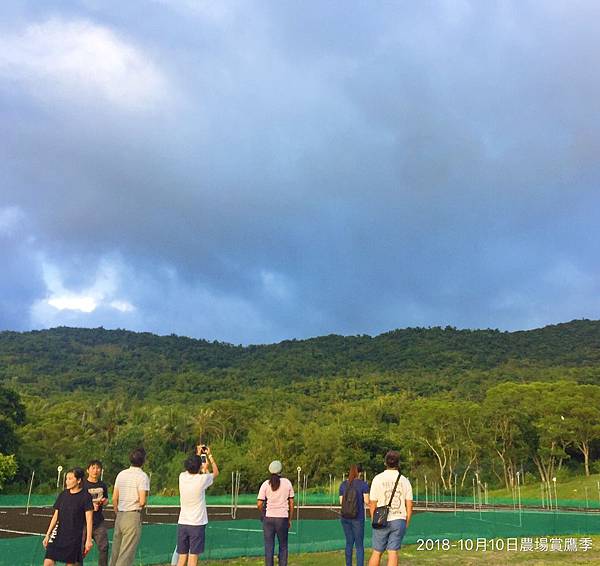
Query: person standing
175 446 219 566
83 460 109 566
43 467 94 566
368 451 412 566
257 460 294 566
109 448 150 566
339 464 370 566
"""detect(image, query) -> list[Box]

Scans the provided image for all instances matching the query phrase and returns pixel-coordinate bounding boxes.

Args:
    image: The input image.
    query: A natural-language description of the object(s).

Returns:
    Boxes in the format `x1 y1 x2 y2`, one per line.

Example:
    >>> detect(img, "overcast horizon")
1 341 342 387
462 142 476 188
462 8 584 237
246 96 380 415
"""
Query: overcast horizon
2 1 600 345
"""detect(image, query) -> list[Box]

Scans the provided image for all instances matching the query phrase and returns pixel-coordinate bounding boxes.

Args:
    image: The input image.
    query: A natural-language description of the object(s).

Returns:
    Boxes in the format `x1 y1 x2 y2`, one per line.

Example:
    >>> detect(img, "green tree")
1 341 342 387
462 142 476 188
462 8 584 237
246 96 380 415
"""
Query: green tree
482 383 532 488
559 384 600 476
0 385 25 453
0 453 17 489
404 398 482 490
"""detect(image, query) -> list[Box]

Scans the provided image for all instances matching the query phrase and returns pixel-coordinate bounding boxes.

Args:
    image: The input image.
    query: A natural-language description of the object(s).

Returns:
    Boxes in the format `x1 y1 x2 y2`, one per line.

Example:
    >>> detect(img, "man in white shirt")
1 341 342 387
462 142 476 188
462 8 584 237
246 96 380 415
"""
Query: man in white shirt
368 450 413 566
175 446 219 566
109 448 150 566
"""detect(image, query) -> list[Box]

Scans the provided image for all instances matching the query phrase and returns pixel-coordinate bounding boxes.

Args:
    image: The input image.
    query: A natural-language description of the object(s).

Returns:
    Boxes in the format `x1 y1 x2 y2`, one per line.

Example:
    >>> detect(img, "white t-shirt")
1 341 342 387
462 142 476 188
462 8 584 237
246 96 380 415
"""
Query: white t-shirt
178 472 214 526
257 477 294 518
369 470 412 521
114 467 150 512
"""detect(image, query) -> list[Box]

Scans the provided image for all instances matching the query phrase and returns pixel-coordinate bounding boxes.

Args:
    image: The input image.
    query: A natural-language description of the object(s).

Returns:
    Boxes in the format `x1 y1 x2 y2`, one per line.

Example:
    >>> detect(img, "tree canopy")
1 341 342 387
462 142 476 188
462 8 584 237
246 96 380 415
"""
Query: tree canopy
1 320 600 494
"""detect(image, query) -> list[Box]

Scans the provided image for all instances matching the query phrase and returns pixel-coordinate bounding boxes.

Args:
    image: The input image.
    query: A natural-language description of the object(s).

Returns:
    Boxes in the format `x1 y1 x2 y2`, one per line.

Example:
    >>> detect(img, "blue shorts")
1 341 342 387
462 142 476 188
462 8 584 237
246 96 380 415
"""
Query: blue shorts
177 524 206 555
372 519 406 552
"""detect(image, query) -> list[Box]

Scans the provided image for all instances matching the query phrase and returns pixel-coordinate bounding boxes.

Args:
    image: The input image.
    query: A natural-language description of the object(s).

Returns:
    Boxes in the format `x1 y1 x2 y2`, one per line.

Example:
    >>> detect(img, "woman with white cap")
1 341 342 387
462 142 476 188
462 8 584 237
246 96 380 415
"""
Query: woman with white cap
257 460 295 566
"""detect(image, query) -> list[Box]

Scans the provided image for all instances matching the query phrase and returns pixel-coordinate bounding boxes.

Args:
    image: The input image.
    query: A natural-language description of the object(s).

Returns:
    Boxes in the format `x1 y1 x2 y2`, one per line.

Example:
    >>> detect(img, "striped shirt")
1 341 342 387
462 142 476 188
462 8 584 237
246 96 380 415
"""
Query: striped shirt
114 466 150 512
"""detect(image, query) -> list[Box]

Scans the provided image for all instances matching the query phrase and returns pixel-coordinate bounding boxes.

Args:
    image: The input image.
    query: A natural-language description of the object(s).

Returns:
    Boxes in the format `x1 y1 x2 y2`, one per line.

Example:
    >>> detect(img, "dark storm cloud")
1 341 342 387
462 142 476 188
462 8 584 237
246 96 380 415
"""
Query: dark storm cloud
1 1 600 343
0 208 45 330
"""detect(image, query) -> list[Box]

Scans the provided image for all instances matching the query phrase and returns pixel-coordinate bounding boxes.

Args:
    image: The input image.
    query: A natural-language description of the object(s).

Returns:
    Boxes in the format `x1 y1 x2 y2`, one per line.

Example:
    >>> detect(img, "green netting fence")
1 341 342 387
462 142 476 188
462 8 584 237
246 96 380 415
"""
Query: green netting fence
2 491 600 509
412 493 600 510
2 509 600 566
0 493 335 508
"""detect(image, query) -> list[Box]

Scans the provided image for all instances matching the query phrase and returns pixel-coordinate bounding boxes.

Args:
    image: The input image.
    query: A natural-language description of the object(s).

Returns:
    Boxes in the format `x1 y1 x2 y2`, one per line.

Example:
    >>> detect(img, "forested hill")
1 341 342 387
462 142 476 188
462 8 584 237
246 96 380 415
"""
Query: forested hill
1 319 600 398
3 320 600 492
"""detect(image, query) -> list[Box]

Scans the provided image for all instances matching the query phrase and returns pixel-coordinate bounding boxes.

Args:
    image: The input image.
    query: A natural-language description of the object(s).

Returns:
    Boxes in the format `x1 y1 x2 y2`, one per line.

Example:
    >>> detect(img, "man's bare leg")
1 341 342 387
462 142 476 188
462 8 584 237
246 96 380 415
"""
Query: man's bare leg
387 550 399 566
368 550 382 566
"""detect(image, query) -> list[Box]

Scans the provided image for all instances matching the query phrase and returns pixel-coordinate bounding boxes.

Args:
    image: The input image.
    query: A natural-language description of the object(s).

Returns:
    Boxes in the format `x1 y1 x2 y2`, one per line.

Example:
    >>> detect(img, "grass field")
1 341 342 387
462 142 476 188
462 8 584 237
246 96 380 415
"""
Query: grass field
152 535 600 565
487 473 600 508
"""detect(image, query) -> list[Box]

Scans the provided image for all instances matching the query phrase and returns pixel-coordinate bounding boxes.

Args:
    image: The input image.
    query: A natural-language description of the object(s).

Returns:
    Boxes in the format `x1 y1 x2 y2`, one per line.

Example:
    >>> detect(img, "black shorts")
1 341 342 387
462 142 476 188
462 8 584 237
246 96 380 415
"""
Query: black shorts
177 524 206 555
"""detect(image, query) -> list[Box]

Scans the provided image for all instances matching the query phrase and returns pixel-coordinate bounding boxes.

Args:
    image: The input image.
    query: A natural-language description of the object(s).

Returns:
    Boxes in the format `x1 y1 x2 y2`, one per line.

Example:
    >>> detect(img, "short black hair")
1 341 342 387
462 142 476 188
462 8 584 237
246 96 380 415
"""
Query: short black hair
184 455 201 474
129 447 146 467
87 459 103 470
384 450 400 469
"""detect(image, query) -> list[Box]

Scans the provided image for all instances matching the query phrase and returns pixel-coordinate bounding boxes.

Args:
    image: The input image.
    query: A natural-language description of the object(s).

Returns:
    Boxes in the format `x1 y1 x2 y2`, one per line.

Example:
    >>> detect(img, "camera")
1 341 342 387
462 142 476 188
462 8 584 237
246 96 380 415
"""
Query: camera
196 444 208 464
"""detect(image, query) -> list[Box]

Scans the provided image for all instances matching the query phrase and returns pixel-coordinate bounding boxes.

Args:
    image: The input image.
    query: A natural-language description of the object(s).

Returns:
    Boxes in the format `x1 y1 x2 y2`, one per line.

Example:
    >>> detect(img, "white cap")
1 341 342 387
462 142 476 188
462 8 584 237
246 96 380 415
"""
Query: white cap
269 460 283 474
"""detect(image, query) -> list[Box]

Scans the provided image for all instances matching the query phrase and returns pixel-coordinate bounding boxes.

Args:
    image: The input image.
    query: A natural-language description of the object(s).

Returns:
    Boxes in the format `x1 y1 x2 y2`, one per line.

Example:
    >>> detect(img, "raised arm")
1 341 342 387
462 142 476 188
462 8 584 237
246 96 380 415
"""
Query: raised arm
207 447 219 479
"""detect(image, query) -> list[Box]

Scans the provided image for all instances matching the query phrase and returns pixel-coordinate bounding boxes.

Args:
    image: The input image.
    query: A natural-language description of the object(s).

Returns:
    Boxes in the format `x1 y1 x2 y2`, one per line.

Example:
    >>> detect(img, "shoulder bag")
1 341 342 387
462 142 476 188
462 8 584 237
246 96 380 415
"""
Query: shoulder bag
371 472 401 529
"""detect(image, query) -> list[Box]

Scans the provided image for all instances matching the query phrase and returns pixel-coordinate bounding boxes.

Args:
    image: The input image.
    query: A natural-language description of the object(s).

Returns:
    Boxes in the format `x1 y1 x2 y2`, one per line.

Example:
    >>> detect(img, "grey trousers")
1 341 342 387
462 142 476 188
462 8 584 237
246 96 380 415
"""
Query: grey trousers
82 520 109 566
109 511 142 566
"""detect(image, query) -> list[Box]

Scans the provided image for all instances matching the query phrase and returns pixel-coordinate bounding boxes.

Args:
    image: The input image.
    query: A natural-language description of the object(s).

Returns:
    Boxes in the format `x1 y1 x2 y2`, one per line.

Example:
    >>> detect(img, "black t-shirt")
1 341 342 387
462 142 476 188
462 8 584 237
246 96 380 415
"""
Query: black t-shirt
83 478 109 527
53 489 94 543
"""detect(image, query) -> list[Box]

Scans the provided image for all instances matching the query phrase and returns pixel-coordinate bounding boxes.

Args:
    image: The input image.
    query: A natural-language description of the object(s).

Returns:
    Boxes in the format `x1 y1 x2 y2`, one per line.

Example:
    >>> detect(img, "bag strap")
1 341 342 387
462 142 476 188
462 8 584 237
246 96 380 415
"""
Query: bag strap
386 472 402 508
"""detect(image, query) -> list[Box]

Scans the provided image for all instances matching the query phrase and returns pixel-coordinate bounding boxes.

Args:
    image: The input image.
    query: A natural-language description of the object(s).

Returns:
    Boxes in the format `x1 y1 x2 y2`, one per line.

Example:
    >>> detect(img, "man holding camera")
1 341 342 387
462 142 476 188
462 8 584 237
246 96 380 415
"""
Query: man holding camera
174 445 219 566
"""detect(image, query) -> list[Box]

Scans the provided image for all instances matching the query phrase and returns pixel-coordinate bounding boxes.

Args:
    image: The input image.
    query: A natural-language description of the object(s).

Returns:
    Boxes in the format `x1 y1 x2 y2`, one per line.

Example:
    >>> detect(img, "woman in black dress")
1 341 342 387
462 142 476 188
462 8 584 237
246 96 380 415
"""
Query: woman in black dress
43 467 94 566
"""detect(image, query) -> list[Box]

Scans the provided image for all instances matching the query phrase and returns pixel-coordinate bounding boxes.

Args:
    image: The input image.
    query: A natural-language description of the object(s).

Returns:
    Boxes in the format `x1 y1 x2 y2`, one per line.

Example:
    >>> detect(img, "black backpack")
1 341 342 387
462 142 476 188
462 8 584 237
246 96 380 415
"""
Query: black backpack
341 479 359 519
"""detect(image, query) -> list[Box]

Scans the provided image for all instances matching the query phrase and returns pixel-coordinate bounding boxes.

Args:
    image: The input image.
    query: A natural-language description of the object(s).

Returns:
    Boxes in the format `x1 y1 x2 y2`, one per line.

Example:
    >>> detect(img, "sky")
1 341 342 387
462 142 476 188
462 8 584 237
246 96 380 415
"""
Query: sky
1 0 599 345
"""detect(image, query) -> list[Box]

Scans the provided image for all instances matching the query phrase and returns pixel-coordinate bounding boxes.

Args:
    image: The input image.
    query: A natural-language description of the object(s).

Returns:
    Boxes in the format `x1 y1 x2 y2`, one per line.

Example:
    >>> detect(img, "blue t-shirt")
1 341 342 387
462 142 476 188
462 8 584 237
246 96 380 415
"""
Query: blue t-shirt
339 479 369 521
